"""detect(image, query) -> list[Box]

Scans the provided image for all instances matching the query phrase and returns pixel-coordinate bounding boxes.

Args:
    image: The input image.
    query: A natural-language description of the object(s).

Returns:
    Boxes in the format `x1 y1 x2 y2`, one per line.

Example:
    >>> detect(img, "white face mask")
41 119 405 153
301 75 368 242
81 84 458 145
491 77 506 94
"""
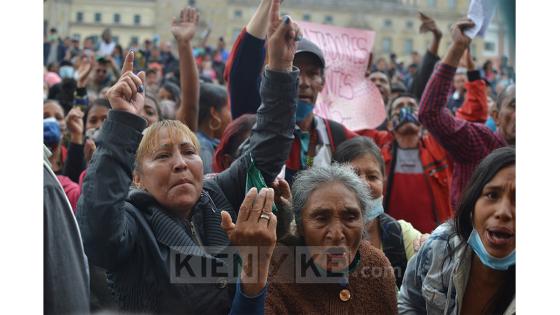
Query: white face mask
364 196 384 224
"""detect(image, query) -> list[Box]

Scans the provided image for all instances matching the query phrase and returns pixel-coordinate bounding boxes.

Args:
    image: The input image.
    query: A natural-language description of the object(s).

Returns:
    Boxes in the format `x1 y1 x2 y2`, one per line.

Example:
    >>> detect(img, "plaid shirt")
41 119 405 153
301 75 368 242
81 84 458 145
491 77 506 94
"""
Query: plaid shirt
418 63 507 209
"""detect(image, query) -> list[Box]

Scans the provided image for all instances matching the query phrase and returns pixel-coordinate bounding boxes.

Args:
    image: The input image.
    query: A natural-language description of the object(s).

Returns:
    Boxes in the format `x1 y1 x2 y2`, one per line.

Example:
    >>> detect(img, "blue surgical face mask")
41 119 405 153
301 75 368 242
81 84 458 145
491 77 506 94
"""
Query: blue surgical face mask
391 107 420 131
296 100 314 123
59 66 75 79
467 229 515 271
364 196 384 224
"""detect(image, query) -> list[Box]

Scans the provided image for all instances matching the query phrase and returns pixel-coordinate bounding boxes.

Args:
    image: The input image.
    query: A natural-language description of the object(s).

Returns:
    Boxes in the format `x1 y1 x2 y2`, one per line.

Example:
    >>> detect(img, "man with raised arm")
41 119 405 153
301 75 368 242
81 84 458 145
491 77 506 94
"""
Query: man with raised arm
419 18 516 209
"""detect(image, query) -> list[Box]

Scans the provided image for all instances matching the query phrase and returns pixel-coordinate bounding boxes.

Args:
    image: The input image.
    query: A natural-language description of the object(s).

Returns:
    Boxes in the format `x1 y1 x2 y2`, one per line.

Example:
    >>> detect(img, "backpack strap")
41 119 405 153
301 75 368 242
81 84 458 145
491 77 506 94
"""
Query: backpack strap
324 118 348 153
378 213 408 288
383 141 398 211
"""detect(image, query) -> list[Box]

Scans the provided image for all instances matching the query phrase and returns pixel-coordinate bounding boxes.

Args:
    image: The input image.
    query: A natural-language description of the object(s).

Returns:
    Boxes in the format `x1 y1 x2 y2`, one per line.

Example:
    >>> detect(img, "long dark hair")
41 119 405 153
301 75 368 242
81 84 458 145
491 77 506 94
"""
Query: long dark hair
453 146 515 314
198 82 228 125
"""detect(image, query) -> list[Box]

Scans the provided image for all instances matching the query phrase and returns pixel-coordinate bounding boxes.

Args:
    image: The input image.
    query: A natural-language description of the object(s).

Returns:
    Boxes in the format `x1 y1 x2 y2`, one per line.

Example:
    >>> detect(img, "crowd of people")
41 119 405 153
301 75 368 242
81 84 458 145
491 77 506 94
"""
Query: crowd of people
44 0 515 314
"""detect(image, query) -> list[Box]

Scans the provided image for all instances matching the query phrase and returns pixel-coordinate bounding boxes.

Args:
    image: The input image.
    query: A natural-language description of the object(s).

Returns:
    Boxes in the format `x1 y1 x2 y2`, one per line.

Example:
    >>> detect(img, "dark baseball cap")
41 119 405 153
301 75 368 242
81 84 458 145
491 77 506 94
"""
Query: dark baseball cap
295 38 325 69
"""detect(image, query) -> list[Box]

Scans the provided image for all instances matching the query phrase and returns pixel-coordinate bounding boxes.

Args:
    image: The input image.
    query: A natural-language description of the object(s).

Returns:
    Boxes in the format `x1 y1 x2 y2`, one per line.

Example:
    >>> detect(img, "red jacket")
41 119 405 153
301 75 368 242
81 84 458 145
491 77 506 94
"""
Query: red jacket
381 133 454 226
456 79 488 123
56 175 81 212
356 129 393 148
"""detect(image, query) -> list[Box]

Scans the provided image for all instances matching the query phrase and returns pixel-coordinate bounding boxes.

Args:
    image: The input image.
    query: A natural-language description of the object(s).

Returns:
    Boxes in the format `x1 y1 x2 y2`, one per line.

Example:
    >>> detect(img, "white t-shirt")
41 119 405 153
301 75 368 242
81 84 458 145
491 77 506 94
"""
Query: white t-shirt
98 41 116 57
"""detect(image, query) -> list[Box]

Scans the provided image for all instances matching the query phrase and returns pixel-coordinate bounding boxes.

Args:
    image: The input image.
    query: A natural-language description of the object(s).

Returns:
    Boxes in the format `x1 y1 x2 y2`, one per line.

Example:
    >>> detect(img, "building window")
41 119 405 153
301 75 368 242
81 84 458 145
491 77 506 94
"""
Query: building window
384 19 392 28
404 39 413 54
130 36 139 46
427 0 436 7
484 42 496 52
94 12 102 23
188 0 196 6
382 37 392 53
406 20 413 29
76 12 83 23
234 10 242 19
303 14 311 21
134 15 141 25
324 15 334 24
448 0 457 9
114 14 120 24
112 36 119 44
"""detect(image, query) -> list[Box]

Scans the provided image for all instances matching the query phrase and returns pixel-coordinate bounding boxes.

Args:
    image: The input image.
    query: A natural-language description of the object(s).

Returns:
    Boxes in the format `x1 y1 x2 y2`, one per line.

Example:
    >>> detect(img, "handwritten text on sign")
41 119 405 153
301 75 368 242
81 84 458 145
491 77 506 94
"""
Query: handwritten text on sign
298 21 385 130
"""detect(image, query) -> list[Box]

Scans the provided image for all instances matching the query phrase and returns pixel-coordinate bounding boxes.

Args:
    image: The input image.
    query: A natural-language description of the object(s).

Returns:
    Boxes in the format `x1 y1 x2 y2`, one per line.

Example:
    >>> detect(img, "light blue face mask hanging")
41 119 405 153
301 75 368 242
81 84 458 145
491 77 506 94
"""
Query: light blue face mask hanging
467 229 515 271
296 100 315 123
364 197 384 224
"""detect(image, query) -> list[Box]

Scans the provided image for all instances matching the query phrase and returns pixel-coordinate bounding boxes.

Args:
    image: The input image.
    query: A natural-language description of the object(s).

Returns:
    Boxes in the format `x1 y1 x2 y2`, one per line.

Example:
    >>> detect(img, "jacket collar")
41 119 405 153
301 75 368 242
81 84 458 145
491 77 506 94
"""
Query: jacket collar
127 188 230 258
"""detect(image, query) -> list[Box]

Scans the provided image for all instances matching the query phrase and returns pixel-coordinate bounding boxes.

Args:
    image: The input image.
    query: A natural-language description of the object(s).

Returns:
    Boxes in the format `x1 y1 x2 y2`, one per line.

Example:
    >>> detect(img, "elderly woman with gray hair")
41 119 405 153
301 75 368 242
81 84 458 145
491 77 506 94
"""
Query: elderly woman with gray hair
264 164 398 314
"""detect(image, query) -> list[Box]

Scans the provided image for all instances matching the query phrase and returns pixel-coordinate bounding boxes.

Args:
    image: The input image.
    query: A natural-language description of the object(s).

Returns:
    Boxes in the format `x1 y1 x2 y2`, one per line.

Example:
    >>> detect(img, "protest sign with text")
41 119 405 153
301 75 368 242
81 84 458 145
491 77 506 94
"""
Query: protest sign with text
298 21 385 130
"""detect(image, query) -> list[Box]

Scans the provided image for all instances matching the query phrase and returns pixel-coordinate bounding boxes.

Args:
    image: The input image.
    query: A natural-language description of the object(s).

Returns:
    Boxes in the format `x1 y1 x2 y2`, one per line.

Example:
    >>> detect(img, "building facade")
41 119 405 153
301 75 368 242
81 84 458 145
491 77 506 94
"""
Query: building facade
44 0 157 47
44 0 514 65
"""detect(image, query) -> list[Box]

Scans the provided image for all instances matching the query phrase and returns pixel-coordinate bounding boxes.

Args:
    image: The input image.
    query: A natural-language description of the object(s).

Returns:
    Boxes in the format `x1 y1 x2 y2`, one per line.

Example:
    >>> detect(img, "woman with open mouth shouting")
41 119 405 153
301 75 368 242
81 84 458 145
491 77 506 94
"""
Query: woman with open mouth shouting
398 146 515 315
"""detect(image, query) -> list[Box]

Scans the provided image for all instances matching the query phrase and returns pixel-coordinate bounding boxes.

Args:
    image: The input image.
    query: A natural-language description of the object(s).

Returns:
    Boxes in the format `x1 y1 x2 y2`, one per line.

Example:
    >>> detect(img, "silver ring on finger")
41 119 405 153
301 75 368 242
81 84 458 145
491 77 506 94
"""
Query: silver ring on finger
259 213 271 222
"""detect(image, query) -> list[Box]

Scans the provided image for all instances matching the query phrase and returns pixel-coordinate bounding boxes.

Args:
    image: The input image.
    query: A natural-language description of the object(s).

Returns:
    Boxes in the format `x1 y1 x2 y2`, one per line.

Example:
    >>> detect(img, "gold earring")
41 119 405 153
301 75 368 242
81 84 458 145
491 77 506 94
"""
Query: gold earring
209 117 221 131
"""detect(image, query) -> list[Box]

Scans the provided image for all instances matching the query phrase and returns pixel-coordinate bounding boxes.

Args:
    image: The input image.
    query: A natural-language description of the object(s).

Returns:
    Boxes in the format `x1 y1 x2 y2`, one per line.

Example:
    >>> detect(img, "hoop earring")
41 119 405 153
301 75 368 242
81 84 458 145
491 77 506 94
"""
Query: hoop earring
209 117 221 131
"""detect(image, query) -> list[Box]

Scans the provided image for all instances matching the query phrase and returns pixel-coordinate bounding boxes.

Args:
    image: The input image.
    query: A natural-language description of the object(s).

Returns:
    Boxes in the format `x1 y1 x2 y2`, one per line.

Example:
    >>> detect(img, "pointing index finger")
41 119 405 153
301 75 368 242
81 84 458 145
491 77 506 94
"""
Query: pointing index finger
121 50 134 75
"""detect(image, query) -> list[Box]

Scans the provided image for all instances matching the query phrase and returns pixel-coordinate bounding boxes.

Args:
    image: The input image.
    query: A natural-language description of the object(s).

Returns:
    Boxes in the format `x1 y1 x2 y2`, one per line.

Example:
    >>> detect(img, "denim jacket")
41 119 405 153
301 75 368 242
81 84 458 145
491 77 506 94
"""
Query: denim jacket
398 222 515 315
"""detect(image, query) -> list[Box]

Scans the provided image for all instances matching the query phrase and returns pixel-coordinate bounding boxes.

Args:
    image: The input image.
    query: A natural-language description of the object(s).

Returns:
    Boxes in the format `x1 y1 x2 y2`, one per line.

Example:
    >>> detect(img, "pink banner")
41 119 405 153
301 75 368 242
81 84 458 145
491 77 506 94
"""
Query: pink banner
298 21 385 130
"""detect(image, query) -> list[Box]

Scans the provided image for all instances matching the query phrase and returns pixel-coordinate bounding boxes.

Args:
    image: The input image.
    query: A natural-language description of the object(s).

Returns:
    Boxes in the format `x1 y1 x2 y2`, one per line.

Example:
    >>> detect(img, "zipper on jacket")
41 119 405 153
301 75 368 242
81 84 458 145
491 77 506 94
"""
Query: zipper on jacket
185 219 207 254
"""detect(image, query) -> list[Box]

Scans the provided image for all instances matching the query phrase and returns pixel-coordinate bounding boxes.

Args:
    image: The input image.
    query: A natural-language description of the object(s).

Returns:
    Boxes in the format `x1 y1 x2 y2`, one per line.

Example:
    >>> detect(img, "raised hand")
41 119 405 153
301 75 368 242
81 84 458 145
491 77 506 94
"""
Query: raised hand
66 107 84 144
443 18 475 67
266 0 301 72
271 178 294 239
221 187 277 296
271 178 292 209
105 51 146 115
221 187 277 251
418 11 442 38
84 138 97 165
77 55 94 88
450 18 475 49
171 7 199 43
